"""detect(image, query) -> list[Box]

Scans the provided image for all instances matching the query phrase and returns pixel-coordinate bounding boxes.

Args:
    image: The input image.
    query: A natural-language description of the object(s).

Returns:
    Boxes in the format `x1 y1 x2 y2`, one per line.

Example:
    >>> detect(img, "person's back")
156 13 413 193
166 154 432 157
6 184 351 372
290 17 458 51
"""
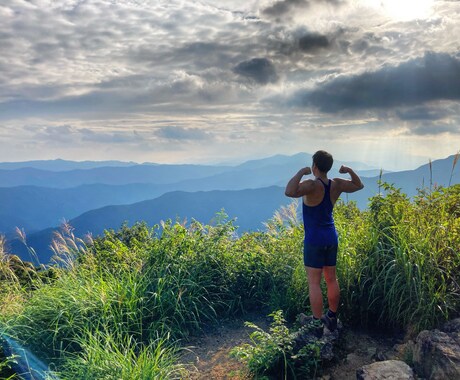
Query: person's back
302 178 337 247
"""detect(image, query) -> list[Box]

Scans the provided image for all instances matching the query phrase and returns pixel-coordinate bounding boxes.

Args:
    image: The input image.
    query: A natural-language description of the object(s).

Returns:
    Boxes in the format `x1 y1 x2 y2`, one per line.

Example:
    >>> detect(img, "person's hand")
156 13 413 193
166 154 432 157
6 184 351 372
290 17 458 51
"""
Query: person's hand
301 167 312 176
339 165 349 174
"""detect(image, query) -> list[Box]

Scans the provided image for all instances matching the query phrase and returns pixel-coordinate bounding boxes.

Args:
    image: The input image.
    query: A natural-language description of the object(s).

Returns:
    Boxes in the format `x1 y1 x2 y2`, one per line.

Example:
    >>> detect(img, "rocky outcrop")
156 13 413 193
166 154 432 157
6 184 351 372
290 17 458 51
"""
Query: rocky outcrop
356 360 414 380
412 318 460 379
354 318 460 380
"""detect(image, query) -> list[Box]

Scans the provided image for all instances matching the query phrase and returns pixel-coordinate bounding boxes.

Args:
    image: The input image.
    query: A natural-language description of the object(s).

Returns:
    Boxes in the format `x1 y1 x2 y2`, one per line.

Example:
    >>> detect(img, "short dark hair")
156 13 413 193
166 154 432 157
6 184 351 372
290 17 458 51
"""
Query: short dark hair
313 150 333 173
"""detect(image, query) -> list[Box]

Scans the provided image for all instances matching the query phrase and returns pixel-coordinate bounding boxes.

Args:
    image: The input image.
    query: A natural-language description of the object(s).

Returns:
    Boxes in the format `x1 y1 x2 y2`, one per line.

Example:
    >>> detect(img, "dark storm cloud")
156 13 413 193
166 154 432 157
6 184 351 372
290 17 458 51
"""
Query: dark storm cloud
292 52 460 113
298 33 330 51
233 58 278 84
263 0 307 17
396 106 451 121
155 126 212 141
262 26 339 57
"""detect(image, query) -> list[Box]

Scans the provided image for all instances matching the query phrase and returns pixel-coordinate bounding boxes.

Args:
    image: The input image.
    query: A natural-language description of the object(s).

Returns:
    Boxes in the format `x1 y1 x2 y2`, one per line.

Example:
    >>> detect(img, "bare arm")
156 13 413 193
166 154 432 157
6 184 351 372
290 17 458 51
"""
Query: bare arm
335 165 364 193
285 167 313 198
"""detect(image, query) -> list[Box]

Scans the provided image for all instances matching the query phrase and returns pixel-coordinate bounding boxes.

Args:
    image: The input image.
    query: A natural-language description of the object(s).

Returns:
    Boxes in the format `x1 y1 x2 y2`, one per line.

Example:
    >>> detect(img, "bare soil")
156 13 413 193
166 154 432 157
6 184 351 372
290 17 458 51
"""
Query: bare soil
179 316 404 380
179 314 270 380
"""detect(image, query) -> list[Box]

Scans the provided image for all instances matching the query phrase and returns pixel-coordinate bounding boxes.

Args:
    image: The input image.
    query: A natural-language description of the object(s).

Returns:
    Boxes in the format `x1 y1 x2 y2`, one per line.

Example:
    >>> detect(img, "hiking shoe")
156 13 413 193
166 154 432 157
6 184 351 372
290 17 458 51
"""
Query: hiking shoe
321 313 337 332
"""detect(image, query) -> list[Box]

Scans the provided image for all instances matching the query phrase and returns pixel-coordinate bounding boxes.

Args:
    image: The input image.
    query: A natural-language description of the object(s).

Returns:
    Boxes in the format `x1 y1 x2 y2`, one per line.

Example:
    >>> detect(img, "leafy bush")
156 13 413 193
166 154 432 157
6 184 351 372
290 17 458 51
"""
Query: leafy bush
230 310 322 379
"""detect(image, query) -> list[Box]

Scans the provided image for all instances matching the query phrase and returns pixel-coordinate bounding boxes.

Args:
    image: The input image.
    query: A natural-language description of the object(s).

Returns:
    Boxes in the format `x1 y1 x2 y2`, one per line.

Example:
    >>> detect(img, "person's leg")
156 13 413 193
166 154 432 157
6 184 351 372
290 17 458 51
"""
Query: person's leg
305 266 323 318
323 265 339 313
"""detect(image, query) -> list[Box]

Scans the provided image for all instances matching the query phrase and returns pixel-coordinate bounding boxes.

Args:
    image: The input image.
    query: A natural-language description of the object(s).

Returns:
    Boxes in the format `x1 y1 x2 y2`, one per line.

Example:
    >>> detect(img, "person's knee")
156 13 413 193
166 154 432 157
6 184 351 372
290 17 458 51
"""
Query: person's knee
323 268 337 284
306 267 322 283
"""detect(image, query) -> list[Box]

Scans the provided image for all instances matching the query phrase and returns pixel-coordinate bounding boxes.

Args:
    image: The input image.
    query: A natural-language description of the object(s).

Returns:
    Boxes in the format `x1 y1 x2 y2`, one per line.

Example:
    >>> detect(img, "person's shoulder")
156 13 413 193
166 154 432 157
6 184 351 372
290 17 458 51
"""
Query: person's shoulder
299 178 317 193
330 177 344 185
330 177 347 190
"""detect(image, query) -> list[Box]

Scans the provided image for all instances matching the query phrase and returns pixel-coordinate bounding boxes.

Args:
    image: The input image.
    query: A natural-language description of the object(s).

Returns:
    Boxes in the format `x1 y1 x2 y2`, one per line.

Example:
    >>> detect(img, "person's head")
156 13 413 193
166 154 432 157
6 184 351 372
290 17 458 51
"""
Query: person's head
312 150 333 173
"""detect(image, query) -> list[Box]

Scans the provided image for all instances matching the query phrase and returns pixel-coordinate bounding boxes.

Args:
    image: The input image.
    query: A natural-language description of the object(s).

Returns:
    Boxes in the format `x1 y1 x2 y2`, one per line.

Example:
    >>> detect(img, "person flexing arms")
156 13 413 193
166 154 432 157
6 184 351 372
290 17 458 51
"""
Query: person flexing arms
285 150 364 331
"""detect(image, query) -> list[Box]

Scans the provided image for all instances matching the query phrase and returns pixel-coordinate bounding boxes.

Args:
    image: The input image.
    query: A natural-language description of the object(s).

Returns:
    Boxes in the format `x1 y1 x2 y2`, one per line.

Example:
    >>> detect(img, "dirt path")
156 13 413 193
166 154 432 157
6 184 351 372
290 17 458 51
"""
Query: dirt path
179 315 270 380
179 316 404 380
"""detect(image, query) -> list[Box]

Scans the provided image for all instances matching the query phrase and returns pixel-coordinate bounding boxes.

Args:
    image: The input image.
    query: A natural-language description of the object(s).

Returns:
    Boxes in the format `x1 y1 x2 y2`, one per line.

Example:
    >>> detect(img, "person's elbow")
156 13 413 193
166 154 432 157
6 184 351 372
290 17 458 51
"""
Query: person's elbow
285 186 299 197
346 182 364 193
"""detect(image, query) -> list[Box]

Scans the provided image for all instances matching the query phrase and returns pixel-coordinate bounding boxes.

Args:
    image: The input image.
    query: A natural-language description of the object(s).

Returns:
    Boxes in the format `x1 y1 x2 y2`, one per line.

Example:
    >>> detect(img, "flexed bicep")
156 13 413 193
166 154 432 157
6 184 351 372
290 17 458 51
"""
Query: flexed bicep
285 167 313 197
335 177 364 194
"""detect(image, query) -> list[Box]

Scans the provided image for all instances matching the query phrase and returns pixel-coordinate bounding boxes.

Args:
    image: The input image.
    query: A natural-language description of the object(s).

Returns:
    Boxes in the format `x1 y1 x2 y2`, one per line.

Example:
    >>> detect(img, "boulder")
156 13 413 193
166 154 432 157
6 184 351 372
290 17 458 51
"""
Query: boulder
356 360 414 380
412 318 460 379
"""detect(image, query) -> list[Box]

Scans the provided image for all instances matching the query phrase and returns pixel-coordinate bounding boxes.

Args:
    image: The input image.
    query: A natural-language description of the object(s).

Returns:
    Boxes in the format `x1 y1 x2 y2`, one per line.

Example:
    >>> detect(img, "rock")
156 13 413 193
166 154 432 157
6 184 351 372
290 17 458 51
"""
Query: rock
443 318 460 335
291 319 342 361
412 318 460 380
320 341 335 361
356 360 414 380
346 353 361 363
372 347 388 362
390 340 415 362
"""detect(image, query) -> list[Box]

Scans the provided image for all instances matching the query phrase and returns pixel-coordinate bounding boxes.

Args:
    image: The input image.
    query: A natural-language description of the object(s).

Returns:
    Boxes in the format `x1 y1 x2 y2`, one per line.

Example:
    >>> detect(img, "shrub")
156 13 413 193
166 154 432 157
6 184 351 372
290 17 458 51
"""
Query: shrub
230 310 322 379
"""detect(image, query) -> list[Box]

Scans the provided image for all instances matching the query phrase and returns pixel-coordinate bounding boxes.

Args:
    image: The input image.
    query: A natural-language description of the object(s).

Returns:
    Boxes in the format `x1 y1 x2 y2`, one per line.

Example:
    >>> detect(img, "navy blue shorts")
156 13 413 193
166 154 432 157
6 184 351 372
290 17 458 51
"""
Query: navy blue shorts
303 244 338 268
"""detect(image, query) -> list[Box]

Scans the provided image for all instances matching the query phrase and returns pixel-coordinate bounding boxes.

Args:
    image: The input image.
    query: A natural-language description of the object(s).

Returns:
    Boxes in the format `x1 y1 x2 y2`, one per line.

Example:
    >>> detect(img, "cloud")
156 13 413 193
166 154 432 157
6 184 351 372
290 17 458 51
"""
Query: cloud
290 52 460 113
80 128 146 144
298 32 330 51
262 0 346 18
21 123 149 146
1 0 460 165
24 124 77 144
407 123 460 136
155 126 213 141
396 106 452 121
233 58 278 84
263 0 307 17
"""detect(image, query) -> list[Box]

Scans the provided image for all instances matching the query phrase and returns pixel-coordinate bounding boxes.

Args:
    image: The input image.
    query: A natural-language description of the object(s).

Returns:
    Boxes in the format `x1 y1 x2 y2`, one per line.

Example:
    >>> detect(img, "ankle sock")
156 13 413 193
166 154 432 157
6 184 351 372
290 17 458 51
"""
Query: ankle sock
327 309 337 318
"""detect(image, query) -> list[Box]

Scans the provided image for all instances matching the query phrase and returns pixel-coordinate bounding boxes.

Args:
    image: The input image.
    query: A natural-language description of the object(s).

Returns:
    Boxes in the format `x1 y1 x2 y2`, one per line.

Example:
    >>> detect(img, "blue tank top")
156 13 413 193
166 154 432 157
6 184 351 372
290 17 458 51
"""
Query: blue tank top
302 179 338 246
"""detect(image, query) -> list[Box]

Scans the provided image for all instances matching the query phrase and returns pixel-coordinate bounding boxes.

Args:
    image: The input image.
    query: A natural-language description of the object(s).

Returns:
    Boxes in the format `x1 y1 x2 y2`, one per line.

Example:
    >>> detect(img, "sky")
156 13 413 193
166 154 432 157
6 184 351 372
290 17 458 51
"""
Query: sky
1 0 460 170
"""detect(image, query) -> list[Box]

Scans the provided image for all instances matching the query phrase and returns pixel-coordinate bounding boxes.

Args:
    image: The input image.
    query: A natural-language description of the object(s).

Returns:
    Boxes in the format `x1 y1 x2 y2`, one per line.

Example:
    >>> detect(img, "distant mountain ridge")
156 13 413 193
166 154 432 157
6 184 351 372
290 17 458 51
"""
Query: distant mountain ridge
2 153 459 263
0 164 234 188
0 184 164 234
0 153 383 235
0 153 380 189
0 158 141 171
9 186 291 263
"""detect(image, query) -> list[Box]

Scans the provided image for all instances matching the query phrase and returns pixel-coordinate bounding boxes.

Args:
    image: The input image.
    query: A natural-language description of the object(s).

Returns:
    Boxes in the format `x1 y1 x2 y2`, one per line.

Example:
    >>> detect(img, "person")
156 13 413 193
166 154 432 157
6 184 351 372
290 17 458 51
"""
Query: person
285 150 364 332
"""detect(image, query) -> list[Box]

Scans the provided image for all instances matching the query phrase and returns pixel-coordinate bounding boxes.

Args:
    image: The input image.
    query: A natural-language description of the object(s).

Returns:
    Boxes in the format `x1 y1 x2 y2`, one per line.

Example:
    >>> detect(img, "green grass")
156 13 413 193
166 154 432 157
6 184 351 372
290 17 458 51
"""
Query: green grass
0 184 459 378
334 184 460 333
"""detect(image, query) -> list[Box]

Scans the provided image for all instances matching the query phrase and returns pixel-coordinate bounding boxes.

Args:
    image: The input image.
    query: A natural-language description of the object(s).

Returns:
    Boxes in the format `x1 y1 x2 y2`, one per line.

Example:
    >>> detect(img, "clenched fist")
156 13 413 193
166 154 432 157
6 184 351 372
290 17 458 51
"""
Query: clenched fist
339 165 349 174
301 167 312 176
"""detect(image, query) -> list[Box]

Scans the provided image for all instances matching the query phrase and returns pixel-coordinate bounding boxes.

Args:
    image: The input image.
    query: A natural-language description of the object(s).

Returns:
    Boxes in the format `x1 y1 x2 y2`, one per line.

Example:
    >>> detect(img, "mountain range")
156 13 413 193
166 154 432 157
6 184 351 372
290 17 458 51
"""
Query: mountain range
2 153 458 263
